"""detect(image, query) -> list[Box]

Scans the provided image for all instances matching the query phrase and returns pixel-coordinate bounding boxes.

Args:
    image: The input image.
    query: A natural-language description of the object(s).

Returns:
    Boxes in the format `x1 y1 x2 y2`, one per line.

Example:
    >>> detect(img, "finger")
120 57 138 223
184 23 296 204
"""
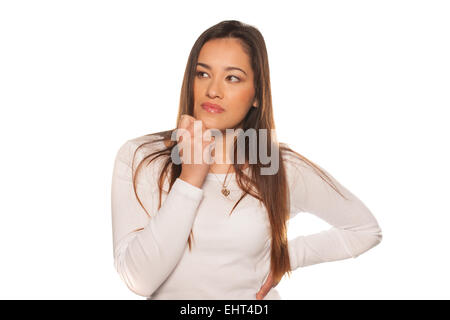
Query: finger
203 128 213 141
182 114 196 121
177 115 186 128
256 288 267 300
175 127 189 144
256 283 273 300
256 286 267 300
176 115 194 141
256 274 274 300
192 119 207 142
178 115 190 130
179 114 197 129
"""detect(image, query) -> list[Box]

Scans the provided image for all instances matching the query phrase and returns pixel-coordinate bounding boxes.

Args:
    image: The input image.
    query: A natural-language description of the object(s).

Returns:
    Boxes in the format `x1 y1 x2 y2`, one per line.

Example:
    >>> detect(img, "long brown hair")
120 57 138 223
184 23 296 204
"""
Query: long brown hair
130 20 349 285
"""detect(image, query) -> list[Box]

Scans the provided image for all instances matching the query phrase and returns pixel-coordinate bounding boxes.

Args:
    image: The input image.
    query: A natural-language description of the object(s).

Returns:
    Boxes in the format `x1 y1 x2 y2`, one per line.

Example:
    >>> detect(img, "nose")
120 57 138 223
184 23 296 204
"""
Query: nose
206 77 223 99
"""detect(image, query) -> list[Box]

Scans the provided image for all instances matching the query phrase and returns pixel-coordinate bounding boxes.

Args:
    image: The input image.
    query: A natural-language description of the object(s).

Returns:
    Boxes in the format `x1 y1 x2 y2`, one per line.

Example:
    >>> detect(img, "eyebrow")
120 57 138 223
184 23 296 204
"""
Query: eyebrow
196 62 247 76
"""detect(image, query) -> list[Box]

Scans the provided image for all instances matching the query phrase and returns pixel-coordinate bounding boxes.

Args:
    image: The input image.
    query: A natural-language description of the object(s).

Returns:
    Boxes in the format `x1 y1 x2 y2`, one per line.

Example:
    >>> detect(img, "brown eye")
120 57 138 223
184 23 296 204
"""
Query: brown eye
227 75 240 82
196 71 207 78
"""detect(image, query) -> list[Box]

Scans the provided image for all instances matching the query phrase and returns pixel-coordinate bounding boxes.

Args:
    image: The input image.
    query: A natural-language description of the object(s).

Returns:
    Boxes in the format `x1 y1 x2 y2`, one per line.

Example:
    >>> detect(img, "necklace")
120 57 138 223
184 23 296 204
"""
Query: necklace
211 165 232 197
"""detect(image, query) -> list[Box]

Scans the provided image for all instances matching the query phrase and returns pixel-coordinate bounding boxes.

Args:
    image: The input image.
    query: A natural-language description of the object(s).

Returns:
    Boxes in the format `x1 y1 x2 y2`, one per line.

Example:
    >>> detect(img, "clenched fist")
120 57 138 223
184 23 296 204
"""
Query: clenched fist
172 114 216 188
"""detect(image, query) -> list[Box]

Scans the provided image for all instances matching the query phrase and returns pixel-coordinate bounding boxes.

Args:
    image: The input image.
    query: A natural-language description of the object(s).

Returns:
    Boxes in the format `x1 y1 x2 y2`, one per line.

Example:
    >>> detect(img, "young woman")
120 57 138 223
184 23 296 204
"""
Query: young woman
111 20 383 300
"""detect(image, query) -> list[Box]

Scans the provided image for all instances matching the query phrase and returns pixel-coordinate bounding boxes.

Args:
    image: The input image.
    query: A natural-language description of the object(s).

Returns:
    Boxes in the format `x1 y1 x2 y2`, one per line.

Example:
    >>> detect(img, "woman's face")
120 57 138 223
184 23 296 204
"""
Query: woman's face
193 38 258 131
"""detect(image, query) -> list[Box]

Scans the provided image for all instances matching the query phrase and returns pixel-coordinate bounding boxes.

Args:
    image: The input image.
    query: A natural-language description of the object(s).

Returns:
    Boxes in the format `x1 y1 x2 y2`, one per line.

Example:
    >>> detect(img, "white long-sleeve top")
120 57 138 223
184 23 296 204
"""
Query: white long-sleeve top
111 133 382 300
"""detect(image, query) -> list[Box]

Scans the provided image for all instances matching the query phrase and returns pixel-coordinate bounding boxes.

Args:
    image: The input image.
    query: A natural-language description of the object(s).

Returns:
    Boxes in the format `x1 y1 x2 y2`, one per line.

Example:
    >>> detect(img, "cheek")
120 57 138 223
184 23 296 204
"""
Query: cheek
229 87 254 112
193 81 202 114
193 79 201 96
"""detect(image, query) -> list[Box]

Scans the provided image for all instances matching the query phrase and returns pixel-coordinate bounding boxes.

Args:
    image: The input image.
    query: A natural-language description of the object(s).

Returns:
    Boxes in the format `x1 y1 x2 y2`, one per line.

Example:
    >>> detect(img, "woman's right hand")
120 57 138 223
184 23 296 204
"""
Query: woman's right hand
175 114 215 188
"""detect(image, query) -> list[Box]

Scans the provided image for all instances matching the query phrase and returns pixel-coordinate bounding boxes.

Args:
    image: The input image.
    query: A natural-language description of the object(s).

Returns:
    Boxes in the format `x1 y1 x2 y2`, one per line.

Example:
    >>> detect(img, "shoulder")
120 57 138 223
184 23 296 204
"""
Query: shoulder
114 130 172 169
279 142 354 203
279 142 333 192
279 142 311 173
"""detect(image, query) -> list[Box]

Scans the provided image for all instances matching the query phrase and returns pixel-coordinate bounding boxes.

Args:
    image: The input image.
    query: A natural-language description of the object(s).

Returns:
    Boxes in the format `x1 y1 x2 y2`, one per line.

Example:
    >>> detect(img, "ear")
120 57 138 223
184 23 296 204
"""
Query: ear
252 97 259 108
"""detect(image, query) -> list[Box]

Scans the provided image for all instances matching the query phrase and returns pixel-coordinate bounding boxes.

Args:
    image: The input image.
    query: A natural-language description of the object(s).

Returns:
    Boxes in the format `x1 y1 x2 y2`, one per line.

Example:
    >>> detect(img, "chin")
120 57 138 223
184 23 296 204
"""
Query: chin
194 109 239 132
200 118 222 130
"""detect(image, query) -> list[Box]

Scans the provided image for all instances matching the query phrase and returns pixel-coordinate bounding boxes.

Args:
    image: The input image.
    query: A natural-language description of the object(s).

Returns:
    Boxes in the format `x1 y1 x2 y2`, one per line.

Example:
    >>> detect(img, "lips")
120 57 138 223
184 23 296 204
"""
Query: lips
201 102 225 113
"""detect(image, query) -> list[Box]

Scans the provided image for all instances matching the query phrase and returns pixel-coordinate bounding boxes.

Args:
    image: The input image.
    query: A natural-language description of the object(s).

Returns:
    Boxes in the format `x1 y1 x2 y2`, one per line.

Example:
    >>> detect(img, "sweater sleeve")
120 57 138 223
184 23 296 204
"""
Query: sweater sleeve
284 151 383 271
111 139 204 297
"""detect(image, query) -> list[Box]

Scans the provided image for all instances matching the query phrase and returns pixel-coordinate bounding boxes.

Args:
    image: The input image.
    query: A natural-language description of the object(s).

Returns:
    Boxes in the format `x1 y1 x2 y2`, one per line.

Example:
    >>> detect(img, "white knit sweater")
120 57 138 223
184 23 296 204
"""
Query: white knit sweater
111 133 382 299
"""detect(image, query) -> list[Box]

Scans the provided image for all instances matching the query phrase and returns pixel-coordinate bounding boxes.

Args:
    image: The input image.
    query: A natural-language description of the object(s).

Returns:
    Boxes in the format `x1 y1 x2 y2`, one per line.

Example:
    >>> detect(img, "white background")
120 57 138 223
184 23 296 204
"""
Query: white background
1 0 449 299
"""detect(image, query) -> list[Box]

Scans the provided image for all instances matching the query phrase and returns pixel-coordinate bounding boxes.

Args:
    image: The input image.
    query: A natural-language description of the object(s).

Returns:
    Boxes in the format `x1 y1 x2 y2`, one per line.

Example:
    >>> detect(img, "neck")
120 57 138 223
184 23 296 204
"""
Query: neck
208 129 241 174
213 131 237 165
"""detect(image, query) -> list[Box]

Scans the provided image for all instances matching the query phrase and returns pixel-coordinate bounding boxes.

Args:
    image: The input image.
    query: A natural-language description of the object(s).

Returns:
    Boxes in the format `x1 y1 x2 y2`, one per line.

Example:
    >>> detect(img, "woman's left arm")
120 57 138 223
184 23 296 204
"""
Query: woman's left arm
285 155 383 271
257 153 383 299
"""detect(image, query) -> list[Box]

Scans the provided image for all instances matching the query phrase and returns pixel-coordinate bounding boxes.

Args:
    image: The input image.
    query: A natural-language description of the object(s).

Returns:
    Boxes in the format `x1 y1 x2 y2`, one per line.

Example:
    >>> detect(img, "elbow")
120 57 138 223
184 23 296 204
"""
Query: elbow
371 224 383 246
125 278 156 298
114 247 160 298
353 228 383 258
115 256 158 298
374 229 383 245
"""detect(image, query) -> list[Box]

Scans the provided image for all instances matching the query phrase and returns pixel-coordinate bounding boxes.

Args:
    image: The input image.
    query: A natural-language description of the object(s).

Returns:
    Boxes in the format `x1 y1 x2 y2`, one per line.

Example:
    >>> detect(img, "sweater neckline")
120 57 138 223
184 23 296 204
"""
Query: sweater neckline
206 167 250 180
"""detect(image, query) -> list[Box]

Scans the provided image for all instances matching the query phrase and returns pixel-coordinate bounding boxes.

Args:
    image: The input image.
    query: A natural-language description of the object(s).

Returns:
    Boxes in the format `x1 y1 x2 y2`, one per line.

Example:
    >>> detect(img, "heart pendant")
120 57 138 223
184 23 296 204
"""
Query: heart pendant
221 188 230 197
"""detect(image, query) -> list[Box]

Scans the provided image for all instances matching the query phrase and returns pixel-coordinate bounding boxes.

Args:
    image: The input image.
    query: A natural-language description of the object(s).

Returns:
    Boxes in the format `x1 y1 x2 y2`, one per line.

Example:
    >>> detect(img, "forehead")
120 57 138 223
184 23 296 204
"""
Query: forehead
198 38 251 70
